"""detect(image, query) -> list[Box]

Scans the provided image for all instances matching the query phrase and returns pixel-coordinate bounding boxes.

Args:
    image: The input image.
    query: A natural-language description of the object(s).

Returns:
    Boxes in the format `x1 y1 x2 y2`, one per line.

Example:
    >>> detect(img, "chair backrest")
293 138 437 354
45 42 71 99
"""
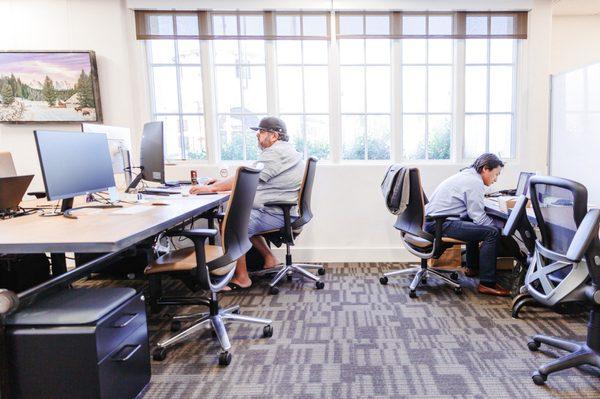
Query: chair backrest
209 166 259 270
291 157 317 229
525 175 593 306
529 175 587 256
393 168 430 240
0 152 17 178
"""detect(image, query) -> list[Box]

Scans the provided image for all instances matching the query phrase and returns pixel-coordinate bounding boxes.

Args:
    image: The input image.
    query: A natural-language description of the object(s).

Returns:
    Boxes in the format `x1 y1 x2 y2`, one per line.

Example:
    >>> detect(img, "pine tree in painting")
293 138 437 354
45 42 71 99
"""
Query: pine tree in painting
0 83 15 105
76 70 95 108
42 76 57 107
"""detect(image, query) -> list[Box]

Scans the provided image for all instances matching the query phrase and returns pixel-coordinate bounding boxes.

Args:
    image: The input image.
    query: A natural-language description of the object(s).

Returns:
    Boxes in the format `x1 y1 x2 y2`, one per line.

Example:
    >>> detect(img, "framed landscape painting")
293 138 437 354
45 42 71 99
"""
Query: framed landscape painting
0 51 102 123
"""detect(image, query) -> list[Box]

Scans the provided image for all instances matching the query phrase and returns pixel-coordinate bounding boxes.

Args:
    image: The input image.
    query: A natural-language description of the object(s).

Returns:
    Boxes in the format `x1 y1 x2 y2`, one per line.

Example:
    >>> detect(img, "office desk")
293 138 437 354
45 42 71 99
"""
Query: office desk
0 193 228 398
0 194 228 254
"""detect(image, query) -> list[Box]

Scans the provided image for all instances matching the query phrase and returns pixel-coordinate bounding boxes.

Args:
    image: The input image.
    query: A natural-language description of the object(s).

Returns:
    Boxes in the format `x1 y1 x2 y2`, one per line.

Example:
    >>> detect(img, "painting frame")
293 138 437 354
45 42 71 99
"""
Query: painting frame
0 50 103 124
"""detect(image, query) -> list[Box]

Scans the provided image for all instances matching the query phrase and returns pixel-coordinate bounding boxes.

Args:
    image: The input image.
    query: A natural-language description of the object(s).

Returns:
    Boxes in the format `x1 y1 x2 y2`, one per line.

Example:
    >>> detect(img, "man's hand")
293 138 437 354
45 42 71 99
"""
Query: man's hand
189 185 214 195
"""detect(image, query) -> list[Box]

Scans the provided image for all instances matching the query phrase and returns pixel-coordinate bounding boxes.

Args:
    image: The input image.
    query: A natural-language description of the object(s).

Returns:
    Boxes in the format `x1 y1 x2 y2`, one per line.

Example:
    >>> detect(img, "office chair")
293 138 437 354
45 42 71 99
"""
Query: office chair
507 176 600 385
145 166 273 366
252 157 325 295
379 168 463 298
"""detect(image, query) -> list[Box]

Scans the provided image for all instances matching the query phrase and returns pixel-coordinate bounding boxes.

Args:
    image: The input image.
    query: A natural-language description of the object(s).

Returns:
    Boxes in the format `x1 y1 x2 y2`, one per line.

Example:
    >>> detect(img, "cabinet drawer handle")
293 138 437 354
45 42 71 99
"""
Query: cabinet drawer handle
111 313 138 328
112 344 142 362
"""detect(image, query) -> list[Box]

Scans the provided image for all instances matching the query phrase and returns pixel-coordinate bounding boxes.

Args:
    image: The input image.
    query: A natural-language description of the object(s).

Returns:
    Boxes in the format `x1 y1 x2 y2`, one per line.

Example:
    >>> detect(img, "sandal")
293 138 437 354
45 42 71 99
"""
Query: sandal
222 282 252 292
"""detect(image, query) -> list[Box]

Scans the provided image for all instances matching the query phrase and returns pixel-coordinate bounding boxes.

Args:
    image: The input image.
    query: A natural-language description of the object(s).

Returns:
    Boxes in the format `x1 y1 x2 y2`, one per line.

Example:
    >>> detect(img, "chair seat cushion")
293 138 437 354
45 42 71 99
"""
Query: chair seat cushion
403 234 466 248
145 246 235 276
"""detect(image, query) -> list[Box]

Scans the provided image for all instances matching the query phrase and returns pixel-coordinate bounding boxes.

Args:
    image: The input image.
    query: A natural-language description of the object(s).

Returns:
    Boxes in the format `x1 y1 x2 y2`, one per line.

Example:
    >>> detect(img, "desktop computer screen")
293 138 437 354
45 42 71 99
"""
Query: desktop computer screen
140 121 164 184
34 130 116 209
81 123 132 177
126 121 168 192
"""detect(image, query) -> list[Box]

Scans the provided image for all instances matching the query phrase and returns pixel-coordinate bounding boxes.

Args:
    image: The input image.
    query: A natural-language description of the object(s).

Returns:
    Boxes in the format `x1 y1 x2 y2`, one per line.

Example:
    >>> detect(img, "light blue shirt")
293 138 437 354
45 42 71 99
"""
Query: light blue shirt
425 167 494 226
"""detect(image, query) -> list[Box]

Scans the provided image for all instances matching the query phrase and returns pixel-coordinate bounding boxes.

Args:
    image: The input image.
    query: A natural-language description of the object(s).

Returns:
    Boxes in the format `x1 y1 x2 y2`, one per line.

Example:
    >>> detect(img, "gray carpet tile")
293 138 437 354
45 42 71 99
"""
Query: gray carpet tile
78 262 600 398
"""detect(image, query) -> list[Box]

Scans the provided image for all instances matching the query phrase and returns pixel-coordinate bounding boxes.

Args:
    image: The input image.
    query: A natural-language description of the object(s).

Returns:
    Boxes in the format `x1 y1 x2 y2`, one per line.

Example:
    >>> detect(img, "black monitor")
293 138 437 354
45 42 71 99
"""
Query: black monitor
34 130 116 213
516 172 535 196
126 121 166 192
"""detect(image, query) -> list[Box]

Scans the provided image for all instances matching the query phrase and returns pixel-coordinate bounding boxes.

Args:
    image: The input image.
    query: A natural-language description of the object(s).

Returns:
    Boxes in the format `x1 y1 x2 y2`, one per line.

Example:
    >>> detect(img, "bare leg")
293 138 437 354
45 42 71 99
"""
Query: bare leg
250 236 280 269
222 255 252 291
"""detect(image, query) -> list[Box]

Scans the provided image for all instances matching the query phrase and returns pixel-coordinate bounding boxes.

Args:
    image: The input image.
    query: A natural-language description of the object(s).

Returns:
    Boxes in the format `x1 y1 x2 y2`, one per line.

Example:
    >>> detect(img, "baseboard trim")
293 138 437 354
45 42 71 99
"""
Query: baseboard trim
270 246 417 263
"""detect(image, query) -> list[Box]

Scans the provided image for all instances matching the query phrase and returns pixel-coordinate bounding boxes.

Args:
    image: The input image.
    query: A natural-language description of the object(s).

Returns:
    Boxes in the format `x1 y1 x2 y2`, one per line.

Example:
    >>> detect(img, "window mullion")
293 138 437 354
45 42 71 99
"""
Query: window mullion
329 11 341 163
173 41 186 160
201 40 218 163
455 39 465 161
392 38 403 162
485 38 491 153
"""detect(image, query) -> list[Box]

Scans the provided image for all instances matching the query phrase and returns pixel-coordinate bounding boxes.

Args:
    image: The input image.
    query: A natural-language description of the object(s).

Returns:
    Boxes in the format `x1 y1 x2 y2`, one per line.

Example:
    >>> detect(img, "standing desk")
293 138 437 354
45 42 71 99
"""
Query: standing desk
0 193 229 398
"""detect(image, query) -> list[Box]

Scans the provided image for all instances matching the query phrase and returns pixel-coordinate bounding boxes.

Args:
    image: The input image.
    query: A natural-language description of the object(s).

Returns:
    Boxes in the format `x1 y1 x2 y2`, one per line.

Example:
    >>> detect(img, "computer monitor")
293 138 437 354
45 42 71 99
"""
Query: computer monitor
34 130 116 212
126 121 165 192
81 123 133 186
516 172 535 196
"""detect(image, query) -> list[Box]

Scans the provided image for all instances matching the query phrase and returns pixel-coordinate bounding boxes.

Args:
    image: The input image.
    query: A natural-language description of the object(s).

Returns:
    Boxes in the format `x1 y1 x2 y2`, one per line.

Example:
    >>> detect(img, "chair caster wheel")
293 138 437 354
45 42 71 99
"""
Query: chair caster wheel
454 287 462 295
152 347 167 362
450 272 459 281
286 274 293 281
316 281 325 290
532 372 547 385
318 268 326 276
421 277 428 285
528 340 540 351
380 276 388 285
409 290 417 298
269 286 280 295
263 325 273 338
219 351 232 366
232 308 240 314
170 320 181 332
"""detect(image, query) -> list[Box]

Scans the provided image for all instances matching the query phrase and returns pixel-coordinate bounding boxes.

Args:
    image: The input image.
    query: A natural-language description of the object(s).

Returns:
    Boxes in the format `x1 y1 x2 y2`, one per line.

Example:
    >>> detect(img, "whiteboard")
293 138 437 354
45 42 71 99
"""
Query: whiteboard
550 62 600 204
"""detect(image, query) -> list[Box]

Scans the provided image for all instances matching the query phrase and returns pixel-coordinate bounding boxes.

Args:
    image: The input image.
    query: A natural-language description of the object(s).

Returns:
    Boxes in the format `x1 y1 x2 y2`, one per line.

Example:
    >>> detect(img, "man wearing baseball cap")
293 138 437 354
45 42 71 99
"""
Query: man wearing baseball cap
190 116 304 291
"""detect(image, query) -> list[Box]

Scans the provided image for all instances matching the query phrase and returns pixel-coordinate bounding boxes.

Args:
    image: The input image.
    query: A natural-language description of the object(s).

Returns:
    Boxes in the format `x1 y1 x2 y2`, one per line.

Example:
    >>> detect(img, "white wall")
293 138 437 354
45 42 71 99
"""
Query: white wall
551 15 600 74
0 0 555 262
0 0 141 193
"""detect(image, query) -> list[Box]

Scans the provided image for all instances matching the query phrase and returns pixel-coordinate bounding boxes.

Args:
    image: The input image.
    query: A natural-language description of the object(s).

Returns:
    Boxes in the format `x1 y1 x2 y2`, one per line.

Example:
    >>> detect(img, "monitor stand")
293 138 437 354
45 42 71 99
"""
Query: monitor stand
125 169 144 193
40 198 74 217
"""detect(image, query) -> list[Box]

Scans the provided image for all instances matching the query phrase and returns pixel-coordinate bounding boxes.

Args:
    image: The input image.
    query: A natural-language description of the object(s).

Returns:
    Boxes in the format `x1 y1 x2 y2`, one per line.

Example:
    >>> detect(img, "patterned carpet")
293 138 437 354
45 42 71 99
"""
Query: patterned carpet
83 262 600 398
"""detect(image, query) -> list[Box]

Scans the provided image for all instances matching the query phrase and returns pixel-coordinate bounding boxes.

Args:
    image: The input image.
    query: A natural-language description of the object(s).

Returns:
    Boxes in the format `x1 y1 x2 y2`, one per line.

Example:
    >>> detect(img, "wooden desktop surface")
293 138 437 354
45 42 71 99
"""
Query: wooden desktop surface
0 194 229 254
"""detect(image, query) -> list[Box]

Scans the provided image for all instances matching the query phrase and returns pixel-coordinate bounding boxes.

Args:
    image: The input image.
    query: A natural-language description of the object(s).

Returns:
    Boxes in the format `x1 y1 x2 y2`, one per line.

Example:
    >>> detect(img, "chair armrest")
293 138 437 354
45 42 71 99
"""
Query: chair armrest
165 228 219 241
27 191 46 199
426 212 461 221
264 201 296 209
502 195 528 237
566 209 600 262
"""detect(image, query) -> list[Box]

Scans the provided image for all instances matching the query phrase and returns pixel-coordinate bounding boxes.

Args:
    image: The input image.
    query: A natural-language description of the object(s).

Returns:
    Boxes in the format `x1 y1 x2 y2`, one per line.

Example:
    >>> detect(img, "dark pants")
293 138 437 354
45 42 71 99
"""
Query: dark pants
425 220 500 285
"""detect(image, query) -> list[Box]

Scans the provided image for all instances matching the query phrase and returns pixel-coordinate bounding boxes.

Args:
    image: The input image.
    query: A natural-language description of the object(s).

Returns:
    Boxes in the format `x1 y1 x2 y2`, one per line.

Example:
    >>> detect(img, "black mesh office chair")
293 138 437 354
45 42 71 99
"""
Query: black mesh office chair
252 157 325 295
507 176 600 385
145 166 273 366
380 168 464 298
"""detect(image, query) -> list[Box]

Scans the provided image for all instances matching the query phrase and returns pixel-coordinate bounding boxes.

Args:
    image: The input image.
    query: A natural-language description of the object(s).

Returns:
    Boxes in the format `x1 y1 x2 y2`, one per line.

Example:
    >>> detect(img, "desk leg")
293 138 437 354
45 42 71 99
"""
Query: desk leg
50 253 67 276
207 217 216 245
0 323 11 399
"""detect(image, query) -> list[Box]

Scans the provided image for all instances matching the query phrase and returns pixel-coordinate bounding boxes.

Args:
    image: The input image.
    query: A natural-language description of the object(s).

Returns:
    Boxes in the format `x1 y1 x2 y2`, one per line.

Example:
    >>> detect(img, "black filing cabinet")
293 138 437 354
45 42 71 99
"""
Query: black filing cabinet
5 288 151 399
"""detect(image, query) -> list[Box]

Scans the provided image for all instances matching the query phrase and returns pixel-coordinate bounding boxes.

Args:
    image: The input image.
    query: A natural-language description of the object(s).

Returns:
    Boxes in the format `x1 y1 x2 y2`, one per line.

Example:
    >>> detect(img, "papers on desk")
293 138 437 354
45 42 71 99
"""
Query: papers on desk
111 205 153 215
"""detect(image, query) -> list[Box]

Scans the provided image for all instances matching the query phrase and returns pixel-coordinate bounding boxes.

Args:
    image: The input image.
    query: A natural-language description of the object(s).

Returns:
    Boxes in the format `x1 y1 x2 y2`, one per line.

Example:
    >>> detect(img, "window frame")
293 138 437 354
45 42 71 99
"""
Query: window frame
142 10 524 164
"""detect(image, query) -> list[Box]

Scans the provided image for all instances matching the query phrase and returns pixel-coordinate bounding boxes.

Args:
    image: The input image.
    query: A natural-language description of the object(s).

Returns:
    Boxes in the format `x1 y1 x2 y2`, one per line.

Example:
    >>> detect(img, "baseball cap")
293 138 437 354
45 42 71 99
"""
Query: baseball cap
250 116 287 135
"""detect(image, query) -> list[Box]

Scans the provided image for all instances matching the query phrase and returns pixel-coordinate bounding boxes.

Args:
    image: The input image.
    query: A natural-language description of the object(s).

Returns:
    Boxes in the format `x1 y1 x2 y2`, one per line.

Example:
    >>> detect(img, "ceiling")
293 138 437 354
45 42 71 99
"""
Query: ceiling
553 0 600 15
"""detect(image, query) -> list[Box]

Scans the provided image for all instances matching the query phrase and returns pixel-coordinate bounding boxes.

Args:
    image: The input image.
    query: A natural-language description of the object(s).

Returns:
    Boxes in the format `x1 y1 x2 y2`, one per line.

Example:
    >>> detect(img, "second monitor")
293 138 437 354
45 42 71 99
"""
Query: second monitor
126 121 167 192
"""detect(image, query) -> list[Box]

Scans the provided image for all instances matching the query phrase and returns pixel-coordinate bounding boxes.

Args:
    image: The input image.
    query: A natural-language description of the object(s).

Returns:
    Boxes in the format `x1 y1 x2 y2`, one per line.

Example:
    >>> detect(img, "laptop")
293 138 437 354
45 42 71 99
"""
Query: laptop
515 172 535 196
0 175 34 212
0 152 17 178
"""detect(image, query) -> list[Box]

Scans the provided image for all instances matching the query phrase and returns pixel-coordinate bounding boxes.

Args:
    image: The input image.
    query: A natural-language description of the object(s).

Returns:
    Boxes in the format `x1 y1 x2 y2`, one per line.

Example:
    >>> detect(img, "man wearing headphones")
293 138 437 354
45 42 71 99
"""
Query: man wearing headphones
190 116 304 291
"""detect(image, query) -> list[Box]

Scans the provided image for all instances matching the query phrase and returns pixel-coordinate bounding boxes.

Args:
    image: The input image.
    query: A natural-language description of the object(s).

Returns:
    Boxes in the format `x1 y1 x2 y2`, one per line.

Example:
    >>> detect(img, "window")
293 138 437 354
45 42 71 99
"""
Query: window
464 15 518 158
401 15 453 160
138 10 527 163
212 14 267 161
276 14 330 160
146 15 207 161
338 14 392 160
